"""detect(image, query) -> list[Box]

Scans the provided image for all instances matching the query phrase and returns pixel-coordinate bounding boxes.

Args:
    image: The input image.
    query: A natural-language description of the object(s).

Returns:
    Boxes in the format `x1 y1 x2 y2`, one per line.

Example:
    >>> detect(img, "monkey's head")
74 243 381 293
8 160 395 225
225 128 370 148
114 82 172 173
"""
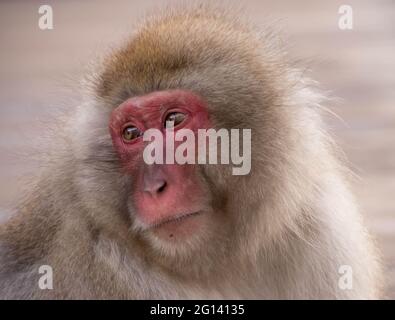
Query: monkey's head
72 9 321 270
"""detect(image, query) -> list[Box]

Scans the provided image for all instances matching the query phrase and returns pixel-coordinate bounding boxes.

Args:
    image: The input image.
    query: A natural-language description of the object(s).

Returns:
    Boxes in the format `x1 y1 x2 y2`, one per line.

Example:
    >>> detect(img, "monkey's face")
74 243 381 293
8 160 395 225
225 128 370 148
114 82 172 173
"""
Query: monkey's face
107 89 232 256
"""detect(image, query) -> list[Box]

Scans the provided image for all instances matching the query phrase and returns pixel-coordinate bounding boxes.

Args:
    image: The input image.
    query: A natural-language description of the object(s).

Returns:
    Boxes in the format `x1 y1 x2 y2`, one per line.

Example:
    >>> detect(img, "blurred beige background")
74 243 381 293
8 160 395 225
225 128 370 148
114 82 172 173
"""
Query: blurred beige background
0 0 394 298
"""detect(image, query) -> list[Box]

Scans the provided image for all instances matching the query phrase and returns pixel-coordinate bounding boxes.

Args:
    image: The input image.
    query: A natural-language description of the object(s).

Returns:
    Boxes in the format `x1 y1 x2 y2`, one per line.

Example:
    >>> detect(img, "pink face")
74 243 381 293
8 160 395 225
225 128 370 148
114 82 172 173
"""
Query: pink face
109 90 211 239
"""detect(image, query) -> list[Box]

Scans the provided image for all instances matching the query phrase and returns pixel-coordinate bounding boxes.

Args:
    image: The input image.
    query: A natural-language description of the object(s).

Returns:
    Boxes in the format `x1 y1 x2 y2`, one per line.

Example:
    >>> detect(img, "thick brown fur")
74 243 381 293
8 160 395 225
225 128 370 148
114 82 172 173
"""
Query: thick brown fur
0 6 382 299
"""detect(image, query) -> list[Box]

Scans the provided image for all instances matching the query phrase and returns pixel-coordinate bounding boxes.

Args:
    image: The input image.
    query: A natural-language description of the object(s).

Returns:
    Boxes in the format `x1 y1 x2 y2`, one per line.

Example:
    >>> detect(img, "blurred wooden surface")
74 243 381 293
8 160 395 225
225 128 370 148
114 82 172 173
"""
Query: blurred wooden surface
0 0 394 298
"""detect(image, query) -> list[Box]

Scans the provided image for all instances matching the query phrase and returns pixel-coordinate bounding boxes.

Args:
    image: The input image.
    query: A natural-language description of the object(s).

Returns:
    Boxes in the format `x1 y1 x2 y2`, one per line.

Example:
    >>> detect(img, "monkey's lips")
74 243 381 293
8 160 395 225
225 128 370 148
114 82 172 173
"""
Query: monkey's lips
150 211 201 228
147 211 204 240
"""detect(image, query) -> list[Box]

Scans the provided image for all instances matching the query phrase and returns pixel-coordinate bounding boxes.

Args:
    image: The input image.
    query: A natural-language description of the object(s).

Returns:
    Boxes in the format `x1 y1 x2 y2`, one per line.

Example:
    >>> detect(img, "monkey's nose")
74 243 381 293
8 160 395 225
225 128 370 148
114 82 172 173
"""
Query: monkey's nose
143 179 167 196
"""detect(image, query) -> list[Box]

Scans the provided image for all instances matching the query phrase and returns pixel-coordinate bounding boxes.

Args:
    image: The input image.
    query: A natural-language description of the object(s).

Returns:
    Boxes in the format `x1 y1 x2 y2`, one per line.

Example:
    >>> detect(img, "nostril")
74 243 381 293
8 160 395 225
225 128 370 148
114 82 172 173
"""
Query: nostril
157 181 167 193
144 179 167 196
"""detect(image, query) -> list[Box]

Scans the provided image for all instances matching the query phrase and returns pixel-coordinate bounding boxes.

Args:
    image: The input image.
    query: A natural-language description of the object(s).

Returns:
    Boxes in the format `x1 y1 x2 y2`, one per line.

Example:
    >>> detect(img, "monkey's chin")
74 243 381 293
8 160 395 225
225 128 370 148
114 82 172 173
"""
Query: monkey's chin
133 210 210 257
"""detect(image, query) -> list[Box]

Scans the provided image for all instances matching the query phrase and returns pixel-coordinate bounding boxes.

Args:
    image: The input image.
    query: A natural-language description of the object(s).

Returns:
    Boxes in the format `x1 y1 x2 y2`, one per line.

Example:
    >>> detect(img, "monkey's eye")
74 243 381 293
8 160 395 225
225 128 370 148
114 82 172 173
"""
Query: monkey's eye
122 126 142 141
164 112 186 128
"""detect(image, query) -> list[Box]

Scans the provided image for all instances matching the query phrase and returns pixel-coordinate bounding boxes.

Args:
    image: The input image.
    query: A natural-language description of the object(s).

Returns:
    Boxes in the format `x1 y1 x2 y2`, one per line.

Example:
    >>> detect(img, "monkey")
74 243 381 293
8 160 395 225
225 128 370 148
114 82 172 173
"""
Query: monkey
0 6 382 299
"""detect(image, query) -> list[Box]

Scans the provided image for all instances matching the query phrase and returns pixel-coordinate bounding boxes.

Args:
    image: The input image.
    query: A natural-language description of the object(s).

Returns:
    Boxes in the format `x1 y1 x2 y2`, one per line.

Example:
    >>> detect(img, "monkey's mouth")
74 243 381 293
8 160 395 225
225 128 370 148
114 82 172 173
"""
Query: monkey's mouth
150 211 202 229
142 210 205 240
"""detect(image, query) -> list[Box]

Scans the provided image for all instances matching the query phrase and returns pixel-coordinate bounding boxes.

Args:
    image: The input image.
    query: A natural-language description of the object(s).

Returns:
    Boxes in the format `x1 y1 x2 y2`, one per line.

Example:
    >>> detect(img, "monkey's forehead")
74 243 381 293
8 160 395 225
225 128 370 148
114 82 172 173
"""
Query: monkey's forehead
94 9 276 101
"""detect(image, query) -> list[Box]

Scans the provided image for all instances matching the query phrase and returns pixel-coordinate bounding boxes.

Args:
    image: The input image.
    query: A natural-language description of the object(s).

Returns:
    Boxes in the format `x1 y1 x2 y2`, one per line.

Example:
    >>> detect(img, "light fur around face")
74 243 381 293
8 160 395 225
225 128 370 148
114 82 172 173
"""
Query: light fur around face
0 6 382 299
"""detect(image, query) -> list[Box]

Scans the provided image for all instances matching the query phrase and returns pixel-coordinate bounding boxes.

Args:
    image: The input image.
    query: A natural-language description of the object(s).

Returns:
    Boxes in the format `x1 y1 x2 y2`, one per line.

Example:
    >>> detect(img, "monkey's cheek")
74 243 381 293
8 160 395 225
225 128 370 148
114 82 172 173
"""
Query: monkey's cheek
151 212 206 242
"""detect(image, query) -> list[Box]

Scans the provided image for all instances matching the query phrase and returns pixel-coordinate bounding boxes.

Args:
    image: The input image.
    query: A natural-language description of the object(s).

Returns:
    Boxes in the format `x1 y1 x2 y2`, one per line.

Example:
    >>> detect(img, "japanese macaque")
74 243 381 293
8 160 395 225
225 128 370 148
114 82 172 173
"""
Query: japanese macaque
0 6 382 299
